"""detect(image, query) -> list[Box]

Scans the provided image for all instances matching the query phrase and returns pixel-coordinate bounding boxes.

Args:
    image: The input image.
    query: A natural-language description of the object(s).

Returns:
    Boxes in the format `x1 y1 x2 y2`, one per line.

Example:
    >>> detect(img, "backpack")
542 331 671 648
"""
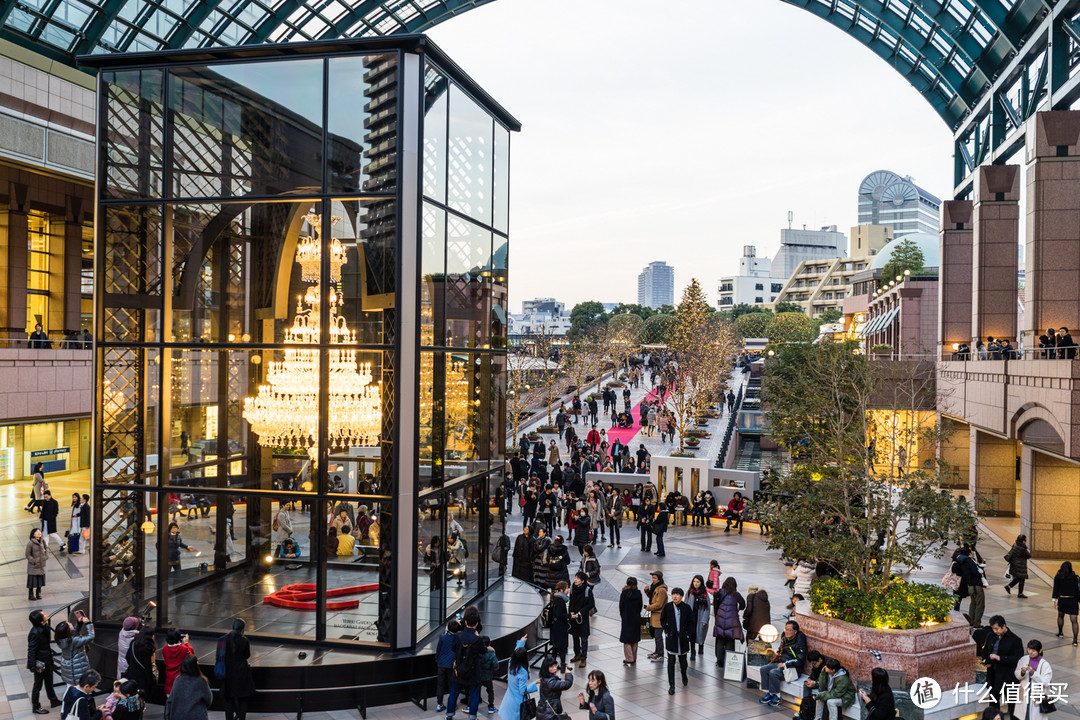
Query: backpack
584 557 601 587
540 600 555 629
454 635 484 681
213 635 228 679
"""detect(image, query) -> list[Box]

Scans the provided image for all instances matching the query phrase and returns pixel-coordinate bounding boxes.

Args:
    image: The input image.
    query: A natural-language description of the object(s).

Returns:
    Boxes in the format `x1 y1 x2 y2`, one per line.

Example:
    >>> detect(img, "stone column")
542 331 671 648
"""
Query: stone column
970 428 1017 516
940 421 970 489
62 194 86 333
4 181 30 339
1023 447 1080 558
971 165 1020 348
939 200 972 358
1024 111 1080 345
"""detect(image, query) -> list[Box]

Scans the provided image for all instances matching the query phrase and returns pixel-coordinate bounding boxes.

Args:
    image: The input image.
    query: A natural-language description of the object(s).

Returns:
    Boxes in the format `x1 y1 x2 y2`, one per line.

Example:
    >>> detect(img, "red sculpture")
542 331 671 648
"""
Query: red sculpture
263 582 378 610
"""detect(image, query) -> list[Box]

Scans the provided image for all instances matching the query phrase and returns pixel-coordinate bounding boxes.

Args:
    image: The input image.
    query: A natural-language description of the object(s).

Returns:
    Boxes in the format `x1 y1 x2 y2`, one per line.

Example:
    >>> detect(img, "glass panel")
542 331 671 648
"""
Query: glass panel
328 54 398 194
324 497 392 643
446 480 482 614
447 85 492 225
95 487 149 623
169 59 323 198
493 126 509 232
419 350 443 490
445 215 491 348
101 205 162 343
337 197 396 344
417 496 445 640
492 234 508 347
103 69 165 199
444 353 494 478
101 347 161 486
487 471 506 586
421 203 446 347
423 64 447 203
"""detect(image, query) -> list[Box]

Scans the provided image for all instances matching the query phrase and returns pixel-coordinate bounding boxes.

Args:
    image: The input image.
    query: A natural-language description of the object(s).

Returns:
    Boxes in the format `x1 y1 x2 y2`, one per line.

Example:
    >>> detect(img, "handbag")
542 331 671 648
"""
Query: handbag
1040 699 1057 714
783 666 799 683
545 699 571 720
520 693 537 720
941 569 961 591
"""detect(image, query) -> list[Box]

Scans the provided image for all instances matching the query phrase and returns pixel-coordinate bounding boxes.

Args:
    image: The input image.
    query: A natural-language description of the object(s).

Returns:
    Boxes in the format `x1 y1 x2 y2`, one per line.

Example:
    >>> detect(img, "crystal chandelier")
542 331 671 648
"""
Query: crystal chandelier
243 211 381 459
295 210 345 283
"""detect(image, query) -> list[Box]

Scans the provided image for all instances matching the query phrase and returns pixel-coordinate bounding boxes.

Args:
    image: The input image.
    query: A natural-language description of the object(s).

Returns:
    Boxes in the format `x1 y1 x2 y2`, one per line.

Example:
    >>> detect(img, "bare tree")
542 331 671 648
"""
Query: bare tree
663 318 738 453
505 351 547 442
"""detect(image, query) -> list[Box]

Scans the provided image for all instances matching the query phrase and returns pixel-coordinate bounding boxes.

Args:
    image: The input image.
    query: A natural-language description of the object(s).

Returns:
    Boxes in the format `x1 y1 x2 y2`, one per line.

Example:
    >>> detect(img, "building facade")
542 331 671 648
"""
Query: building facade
637 261 674 309
771 224 886 318
718 246 781 309
508 297 571 337
857 170 941 238
771 225 847 280
0 41 96 483
85 36 518 650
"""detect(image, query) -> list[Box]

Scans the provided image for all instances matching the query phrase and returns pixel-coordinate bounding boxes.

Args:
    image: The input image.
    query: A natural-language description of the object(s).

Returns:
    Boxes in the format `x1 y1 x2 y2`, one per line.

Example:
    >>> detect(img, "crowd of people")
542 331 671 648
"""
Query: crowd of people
25 610 255 720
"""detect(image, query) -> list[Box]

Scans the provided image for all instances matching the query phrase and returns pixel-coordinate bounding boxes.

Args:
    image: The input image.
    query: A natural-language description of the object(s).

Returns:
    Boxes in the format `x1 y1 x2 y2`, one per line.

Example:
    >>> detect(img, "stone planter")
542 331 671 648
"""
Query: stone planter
794 603 976 689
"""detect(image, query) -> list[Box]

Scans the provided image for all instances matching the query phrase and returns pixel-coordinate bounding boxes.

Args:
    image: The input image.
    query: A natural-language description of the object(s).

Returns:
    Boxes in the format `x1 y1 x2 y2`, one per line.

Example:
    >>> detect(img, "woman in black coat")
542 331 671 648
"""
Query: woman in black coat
1052 560 1079 645
859 667 896 720
532 532 552 589
223 619 255 720
548 582 571 667
125 627 157 696
511 526 535 584
548 537 572 589
618 577 643 665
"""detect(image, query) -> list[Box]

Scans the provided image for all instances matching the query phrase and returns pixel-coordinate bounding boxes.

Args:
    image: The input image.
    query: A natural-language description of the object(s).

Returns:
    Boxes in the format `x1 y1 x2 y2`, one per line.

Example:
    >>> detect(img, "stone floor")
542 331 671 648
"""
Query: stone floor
2 470 1078 719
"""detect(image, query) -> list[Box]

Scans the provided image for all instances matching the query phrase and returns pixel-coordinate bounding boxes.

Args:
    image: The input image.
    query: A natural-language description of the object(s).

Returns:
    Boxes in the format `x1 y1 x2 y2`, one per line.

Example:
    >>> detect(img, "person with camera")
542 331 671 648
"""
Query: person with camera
162 628 195 695
535 656 573 720
27 610 61 714
568 571 596 669
55 609 95 687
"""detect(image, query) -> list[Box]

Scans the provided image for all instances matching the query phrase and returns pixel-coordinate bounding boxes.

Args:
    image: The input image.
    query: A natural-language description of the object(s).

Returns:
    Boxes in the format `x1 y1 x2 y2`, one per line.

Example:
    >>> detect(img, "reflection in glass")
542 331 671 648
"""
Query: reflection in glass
448 85 492 225
103 69 164 199
445 215 492 348
493 126 510 232
421 203 446 346
423 64 448 203
417 497 445 640
328 55 398 194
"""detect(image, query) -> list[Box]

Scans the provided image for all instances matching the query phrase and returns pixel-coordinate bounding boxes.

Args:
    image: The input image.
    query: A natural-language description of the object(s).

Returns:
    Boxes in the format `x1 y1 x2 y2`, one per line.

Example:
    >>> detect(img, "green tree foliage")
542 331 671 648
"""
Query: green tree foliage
731 304 771 319
610 303 654 321
756 342 975 593
670 278 710 355
879 238 925 288
818 308 843 324
641 314 674 345
656 304 676 315
774 301 805 314
736 312 771 339
767 312 817 343
569 301 607 337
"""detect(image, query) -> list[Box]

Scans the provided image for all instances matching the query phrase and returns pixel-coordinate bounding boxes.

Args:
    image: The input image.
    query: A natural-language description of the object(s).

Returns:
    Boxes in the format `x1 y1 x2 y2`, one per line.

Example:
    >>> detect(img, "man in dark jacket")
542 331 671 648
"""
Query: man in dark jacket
651 502 670 557
980 615 1024 712
568 572 595 668
796 650 830 720
39 491 63 552
27 610 61 713
660 587 694 695
447 606 483 720
954 545 985 627
759 620 808 707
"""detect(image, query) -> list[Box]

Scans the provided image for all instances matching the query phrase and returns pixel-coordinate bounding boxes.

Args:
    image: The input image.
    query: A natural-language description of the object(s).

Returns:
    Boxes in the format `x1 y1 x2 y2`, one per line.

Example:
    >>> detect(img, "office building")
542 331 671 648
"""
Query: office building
857 170 941 238
509 297 572 337
637 261 675 309
718 246 782 309
771 225 847 280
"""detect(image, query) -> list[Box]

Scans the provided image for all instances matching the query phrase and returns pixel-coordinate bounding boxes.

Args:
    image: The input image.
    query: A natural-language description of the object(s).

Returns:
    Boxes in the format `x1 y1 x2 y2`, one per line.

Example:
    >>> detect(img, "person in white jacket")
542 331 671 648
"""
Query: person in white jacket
792 561 817 599
1013 639 1053 720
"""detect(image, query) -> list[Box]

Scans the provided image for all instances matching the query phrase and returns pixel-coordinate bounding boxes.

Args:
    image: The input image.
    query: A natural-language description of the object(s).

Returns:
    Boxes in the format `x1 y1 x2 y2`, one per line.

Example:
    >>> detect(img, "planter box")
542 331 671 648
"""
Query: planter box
794 604 976 689
536 426 558 434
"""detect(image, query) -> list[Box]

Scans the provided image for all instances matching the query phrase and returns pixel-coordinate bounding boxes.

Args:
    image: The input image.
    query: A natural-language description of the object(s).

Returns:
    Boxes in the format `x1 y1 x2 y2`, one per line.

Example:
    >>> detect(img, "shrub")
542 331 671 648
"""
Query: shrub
671 451 696 458
536 425 557 433
809 577 955 630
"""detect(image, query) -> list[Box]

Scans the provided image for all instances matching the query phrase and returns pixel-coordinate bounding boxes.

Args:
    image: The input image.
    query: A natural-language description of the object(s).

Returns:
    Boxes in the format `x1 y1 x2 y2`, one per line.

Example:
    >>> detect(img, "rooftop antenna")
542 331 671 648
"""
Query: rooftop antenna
787 211 793 229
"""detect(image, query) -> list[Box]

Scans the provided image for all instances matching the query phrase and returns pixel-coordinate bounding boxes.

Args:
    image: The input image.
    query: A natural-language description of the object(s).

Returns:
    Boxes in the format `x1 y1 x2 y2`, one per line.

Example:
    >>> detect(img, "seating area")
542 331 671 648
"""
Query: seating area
746 665 861 719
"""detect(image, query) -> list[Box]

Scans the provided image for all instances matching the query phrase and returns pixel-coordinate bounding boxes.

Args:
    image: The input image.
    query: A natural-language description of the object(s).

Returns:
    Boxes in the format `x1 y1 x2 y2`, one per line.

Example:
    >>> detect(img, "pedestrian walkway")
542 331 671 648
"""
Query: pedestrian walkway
5 470 1073 720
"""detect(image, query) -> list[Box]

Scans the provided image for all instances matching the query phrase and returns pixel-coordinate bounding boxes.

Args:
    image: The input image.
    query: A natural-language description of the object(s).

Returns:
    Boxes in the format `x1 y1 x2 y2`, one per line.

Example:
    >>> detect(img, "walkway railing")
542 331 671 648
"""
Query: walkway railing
715 382 744 469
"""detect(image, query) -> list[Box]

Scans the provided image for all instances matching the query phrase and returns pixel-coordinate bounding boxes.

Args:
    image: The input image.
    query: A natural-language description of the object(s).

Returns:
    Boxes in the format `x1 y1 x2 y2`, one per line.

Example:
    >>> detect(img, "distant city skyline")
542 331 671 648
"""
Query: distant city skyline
426 0 953 312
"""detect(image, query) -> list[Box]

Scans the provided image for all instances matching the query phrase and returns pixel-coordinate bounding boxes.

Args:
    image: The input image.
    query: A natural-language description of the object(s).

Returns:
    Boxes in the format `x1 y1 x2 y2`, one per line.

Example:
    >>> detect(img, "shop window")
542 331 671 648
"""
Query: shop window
27 211 52 333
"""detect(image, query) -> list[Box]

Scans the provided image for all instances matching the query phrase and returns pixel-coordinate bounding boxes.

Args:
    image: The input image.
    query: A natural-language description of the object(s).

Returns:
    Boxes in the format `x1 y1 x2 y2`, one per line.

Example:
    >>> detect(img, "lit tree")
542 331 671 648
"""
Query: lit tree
669 278 710 355
756 341 974 591
736 311 771 340
562 330 607 417
506 351 546 442
528 325 568 428
664 315 738 453
607 313 644 378
641 314 674 345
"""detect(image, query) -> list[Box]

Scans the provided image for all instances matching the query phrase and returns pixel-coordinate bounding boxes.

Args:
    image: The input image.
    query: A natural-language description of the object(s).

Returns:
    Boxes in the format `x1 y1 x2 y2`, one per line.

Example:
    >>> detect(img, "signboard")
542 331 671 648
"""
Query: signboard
723 651 746 682
0 447 14 482
30 446 69 458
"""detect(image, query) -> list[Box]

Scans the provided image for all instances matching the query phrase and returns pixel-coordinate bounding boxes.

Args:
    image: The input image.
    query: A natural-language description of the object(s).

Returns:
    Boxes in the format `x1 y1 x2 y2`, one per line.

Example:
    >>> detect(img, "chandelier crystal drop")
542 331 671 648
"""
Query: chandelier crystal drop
242 210 381 459
295 210 345 283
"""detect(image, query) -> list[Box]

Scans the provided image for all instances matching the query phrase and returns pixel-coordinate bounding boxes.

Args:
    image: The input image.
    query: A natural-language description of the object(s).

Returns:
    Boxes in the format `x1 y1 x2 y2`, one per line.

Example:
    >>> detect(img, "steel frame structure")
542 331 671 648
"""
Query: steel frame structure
4 0 1080 205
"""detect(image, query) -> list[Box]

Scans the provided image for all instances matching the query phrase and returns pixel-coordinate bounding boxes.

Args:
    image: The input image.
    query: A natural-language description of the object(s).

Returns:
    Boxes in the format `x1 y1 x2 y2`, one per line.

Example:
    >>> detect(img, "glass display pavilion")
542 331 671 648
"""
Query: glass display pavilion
82 35 518 651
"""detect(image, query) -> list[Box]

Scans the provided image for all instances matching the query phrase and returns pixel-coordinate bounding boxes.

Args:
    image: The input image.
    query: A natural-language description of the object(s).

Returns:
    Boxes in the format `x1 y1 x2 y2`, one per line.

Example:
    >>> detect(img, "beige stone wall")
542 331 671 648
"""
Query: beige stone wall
0 347 91 421
970 429 1017 516
1023 450 1080 558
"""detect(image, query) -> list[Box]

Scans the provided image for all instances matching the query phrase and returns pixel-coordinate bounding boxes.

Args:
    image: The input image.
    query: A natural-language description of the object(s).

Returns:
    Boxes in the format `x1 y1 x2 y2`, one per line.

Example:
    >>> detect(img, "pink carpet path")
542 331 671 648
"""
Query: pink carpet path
603 386 667 449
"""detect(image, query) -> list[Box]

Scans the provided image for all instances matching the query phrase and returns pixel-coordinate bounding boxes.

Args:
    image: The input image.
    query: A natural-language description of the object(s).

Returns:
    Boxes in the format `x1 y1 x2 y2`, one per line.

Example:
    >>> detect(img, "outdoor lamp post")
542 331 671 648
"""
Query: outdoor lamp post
758 624 780 643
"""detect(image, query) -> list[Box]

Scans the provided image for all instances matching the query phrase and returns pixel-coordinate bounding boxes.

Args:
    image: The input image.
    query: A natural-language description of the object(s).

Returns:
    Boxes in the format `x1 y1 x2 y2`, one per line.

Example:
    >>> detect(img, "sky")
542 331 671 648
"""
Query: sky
425 0 956 312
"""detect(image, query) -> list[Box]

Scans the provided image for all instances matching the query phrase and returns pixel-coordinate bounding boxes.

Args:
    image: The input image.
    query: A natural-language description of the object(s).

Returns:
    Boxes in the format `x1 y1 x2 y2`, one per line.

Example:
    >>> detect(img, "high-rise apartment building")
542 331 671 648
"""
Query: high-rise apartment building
771 225 847 280
857 170 941 238
637 261 675 309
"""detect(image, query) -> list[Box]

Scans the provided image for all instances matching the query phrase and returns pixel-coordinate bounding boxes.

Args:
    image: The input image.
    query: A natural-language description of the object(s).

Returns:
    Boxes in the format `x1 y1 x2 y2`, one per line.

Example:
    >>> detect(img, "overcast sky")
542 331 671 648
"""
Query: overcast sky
425 0 955 312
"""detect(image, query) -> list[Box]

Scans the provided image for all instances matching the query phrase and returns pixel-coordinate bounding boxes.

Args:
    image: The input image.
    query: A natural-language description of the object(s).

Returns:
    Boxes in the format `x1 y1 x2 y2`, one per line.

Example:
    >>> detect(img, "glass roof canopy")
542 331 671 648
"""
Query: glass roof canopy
0 0 1054 131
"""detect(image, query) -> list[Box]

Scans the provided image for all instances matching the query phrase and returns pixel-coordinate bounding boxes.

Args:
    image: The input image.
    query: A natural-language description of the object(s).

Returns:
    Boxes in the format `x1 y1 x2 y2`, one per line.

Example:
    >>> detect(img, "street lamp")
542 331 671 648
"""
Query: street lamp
758 624 780 643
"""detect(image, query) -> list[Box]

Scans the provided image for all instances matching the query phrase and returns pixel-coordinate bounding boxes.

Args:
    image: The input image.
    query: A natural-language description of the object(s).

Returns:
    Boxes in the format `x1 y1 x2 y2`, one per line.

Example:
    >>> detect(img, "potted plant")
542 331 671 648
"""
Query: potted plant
870 343 893 358
536 425 557 434
685 437 701 448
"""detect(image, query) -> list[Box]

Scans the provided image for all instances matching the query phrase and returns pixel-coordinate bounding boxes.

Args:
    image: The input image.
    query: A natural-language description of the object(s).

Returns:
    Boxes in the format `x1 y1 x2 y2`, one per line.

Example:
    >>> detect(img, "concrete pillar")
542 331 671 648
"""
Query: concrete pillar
1023 448 1080 558
971 165 1020 348
62 194 87 333
970 428 1017 516
939 200 973 358
940 420 970 489
1024 111 1080 344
